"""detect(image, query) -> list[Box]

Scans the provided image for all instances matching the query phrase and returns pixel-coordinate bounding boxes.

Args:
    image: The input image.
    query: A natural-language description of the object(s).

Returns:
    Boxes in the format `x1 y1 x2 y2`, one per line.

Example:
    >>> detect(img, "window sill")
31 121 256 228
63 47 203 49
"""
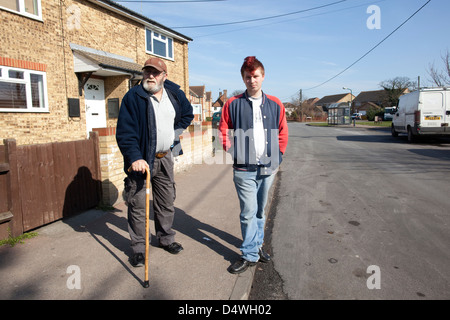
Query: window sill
0 6 43 22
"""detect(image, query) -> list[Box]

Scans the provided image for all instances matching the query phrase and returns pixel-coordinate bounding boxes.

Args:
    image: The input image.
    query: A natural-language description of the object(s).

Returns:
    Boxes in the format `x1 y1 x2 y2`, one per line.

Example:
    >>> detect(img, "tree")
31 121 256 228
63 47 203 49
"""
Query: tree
427 50 450 87
289 90 317 120
379 76 416 107
365 106 383 121
290 90 304 120
231 90 244 96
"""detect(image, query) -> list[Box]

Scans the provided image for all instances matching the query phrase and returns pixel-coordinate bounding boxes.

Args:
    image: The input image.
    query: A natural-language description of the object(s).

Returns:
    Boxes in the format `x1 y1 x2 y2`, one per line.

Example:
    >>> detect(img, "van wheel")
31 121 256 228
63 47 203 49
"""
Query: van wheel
391 124 398 137
407 127 415 143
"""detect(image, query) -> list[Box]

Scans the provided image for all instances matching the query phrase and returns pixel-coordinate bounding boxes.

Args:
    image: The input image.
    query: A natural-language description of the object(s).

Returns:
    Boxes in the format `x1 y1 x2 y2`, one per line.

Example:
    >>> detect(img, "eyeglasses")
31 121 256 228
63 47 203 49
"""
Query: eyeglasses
143 68 165 77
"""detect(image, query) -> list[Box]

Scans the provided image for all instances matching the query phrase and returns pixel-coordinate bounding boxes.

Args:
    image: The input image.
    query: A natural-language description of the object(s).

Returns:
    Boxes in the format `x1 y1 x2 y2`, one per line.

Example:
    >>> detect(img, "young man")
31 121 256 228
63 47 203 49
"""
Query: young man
116 57 194 267
219 56 288 274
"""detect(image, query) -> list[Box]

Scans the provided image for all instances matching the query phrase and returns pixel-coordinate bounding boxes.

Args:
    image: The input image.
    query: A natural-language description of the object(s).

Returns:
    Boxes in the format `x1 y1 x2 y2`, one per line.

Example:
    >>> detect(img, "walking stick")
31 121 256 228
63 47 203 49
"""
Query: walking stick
143 167 150 288
128 166 150 288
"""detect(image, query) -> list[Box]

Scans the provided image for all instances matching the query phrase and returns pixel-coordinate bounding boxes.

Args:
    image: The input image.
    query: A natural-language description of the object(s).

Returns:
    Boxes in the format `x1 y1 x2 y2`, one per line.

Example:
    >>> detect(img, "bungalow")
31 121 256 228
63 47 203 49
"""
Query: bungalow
353 89 410 115
315 93 355 112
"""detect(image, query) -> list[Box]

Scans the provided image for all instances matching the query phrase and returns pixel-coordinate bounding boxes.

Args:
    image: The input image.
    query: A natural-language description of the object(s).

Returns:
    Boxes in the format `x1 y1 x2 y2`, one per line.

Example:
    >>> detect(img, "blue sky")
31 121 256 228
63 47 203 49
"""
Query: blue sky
119 0 449 102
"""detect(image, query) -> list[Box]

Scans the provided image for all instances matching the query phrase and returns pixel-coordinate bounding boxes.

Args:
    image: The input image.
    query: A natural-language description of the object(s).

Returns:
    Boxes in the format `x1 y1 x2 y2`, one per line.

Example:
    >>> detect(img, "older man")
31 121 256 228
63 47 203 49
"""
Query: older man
116 57 194 267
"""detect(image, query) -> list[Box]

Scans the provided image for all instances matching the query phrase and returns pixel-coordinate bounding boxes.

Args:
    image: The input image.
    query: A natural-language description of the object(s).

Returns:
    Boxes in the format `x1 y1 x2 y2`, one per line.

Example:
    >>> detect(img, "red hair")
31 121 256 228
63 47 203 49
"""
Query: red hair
240 56 265 77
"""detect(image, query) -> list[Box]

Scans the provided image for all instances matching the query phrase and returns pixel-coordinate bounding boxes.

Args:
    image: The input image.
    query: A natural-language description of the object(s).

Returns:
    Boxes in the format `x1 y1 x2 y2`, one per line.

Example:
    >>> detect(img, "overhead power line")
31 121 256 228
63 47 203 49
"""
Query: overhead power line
194 0 385 39
115 0 225 3
304 0 432 91
172 0 347 29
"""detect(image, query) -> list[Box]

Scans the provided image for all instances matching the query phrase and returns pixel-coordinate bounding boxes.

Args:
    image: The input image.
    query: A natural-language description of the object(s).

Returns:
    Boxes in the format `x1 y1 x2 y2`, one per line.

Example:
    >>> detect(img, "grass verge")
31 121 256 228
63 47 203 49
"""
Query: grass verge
0 229 38 247
307 121 391 127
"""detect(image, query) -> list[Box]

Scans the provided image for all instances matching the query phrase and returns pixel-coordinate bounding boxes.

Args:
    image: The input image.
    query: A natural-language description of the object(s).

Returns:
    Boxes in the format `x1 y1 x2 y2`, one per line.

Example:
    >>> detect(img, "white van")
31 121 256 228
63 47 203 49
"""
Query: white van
391 87 450 142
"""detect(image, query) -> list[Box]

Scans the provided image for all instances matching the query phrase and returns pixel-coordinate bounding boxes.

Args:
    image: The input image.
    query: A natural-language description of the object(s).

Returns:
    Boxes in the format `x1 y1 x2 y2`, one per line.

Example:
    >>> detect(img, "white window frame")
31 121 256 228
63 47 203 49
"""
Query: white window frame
0 66 49 113
0 0 42 20
145 28 174 61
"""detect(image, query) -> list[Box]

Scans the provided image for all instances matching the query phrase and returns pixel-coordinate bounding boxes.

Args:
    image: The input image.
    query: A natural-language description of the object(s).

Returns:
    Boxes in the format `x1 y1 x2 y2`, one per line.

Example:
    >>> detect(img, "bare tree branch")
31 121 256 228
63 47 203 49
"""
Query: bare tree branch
427 49 450 86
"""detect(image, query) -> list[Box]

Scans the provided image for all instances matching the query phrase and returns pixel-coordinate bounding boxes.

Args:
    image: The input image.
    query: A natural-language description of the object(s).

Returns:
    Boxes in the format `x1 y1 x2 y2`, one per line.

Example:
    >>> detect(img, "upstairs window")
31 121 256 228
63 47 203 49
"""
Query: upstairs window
146 28 174 60
0 0 42 20
0 66 48 112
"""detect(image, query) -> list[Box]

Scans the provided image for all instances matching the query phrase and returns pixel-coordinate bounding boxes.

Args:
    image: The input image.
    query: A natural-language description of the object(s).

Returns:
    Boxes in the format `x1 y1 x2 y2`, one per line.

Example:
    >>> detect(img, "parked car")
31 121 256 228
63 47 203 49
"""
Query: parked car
212 111 221 128
351 113 362 120
392 87 450 142
384 106 397 121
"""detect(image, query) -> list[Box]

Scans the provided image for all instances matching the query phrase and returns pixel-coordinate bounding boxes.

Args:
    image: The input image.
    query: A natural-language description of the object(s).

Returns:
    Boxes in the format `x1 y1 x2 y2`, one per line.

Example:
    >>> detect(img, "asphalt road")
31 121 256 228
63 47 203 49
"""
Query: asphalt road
250 122 450 300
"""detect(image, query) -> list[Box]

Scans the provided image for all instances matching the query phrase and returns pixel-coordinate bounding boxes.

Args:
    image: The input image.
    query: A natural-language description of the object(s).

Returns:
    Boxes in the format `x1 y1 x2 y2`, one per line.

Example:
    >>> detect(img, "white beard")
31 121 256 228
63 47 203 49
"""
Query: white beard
143 80 162 94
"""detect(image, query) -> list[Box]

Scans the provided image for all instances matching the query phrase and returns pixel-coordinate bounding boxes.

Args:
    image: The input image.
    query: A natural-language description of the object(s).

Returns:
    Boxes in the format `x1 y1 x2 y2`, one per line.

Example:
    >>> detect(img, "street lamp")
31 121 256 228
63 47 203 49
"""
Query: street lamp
343 87 353 125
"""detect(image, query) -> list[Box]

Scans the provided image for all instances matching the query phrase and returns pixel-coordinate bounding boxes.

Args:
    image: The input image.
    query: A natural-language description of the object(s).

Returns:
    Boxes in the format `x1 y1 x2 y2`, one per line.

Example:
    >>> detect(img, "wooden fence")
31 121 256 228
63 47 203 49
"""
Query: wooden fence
0 132 101 239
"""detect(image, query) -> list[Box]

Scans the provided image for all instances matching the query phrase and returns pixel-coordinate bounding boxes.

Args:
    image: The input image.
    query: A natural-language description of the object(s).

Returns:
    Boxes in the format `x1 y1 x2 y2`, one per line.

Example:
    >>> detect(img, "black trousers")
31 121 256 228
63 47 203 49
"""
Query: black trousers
123 153 176 254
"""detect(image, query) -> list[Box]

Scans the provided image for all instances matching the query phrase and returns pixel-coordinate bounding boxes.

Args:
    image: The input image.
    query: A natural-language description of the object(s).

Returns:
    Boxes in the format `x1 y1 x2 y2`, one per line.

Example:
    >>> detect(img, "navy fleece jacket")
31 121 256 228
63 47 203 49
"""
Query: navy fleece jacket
116 80 194 176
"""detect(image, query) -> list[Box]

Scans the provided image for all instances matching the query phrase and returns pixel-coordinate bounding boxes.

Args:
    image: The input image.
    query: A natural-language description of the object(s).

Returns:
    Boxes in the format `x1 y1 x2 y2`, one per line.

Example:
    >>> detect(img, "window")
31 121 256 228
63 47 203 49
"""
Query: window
107 98 120 119
0 0 42 19
0 66 48 112
145 28 174 60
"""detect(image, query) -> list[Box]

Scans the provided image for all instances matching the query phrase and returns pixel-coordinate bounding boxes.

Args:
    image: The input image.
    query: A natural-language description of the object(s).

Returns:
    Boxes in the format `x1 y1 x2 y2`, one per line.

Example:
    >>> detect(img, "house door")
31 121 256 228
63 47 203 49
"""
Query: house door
84 79 106 137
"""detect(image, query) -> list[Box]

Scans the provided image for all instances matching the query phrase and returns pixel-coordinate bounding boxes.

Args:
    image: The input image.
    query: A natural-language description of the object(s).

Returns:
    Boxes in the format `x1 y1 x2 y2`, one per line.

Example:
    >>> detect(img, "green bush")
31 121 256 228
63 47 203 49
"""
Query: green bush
366 107 384 121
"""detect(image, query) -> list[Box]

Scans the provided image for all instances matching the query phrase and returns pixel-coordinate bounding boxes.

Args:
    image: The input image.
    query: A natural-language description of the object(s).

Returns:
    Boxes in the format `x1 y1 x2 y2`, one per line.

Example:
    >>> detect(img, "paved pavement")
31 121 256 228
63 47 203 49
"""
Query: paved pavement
0 162 273 300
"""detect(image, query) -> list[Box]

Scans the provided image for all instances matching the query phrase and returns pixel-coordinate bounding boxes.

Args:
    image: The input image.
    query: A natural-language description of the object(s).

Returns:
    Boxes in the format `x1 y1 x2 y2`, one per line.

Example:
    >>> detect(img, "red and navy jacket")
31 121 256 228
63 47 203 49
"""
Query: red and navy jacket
218 91 288 174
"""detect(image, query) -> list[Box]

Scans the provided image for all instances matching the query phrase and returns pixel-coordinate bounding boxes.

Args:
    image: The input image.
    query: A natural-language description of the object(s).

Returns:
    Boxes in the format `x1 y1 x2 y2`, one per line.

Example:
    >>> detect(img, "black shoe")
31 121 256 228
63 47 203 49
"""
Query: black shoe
259 247 271 263
228 258 256 274
161 242 183 254
130 253 145 267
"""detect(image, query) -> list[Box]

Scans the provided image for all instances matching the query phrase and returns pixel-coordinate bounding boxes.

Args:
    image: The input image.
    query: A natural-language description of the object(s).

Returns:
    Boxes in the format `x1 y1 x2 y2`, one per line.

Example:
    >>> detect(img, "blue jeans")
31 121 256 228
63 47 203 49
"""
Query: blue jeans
233 169 276 262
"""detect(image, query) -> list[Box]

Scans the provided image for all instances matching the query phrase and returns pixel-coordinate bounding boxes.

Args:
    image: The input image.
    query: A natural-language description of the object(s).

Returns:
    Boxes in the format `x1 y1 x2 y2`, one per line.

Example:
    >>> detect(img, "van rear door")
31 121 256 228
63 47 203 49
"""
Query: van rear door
420 91 446 130
444 91 450 131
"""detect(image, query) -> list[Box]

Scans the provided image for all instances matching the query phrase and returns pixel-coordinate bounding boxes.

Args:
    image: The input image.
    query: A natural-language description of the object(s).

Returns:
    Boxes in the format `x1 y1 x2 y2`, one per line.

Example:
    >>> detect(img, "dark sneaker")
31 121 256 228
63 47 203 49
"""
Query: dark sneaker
161 242 183 254
130 253 145 267
259 247 271 263
228 258 256 274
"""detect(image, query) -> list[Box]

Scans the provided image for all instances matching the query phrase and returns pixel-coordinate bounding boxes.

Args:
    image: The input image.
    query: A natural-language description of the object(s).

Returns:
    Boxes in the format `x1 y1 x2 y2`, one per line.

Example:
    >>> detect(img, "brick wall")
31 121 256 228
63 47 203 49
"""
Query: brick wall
94 123 213 206
175 123 213 173
93 127 123 205
0 0 190 146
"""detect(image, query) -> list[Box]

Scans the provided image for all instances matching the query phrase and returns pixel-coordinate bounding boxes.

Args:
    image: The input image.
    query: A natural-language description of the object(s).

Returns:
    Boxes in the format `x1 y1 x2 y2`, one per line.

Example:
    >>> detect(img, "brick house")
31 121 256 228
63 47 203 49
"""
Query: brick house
211 89 228 114
0 0 199 216
315 93 355 112
353 89 410 114
189 85 212 122
0 0 192 146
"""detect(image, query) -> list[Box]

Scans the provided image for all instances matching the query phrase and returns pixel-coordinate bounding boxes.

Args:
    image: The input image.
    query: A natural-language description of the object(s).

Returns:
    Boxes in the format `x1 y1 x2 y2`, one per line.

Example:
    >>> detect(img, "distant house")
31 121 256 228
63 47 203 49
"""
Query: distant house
357 101 383 116
304 97 320 107
315 93 355 112
284 98 325 121
283 102 296 117
189 85 212 122
353 90 390 114
212 90 228 114
353 89 410 114
303 97 324 118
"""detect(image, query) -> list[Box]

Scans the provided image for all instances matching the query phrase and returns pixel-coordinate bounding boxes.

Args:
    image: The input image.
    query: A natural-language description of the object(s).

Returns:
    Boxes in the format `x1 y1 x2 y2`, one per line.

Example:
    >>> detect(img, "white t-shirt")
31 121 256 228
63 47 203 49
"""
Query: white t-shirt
150 88 175 152
249 96 265 164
